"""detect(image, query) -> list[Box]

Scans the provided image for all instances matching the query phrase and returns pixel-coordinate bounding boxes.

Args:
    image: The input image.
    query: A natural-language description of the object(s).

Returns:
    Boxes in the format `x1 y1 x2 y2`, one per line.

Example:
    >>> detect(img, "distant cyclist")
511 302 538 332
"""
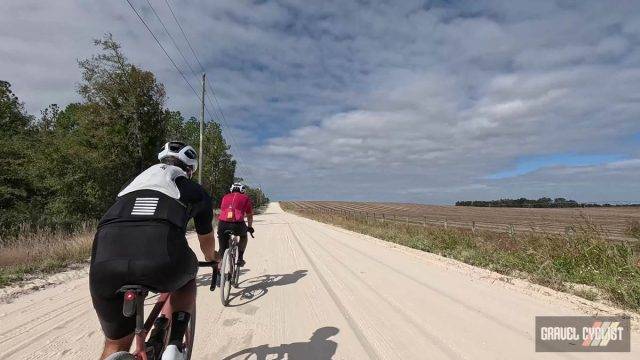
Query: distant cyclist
89 141 218 360
217 183 254 267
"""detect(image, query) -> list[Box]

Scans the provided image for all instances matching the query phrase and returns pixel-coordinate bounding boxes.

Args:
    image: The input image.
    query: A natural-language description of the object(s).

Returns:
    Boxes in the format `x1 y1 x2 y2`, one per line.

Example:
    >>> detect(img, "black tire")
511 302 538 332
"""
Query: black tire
232 249 241 288
232 265 240 288
220 248 233 306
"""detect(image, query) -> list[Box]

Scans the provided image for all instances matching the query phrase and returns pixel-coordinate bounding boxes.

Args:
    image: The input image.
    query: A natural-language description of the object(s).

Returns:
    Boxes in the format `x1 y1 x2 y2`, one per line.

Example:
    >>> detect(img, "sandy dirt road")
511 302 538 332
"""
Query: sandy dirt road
1 203 638 359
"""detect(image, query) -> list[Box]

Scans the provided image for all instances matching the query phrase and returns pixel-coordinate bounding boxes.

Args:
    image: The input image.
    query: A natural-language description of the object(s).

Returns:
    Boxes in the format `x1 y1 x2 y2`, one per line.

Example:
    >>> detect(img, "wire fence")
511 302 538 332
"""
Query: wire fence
284 201 639 242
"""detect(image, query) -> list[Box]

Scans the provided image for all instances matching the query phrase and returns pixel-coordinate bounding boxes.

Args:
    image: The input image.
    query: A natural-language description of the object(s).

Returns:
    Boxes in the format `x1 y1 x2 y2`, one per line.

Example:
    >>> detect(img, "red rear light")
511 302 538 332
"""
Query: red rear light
124 290 136 301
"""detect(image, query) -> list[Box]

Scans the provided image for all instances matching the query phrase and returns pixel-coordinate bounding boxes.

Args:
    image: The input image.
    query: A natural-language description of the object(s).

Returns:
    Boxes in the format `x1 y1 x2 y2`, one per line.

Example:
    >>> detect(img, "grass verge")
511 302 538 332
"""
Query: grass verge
281 203 640 310
0 222 95 287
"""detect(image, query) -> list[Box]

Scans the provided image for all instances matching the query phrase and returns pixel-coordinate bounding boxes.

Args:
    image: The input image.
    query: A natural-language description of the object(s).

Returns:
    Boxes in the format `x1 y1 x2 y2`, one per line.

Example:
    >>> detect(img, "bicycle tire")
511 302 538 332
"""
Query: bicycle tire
232 253 241 288
220 248 233 306
232 268 240 288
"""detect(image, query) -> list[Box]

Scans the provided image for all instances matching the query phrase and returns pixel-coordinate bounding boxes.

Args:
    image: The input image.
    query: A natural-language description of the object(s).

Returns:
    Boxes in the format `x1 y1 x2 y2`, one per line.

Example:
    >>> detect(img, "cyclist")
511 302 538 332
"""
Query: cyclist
217 183 254 267
89 141 218 360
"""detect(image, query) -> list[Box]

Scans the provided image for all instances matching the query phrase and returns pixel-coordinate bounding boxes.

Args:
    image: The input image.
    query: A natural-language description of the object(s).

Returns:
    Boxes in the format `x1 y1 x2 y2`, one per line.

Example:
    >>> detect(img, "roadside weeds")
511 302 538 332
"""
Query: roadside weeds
0 222 95 287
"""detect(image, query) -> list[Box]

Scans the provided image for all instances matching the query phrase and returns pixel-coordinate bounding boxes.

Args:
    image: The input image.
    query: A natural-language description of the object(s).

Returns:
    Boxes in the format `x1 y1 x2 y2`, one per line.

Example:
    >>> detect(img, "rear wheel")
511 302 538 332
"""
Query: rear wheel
232 248 241 288
220 249 233 306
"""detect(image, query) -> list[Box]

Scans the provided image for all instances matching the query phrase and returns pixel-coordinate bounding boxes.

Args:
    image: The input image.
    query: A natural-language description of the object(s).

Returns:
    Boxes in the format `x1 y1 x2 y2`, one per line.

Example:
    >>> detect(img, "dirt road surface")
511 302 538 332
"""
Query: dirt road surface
1 203 638 359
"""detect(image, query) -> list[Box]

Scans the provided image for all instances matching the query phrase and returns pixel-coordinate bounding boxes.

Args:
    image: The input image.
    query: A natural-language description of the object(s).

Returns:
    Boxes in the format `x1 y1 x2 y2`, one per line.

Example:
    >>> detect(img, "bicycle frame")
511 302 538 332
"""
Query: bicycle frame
118 288 172 360
220 230 253 305
115 261 217 360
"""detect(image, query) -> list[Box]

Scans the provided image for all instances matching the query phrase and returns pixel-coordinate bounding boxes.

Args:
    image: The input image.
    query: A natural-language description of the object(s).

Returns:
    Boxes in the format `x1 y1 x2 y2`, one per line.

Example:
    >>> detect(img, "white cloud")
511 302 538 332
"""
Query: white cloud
1 0 640 203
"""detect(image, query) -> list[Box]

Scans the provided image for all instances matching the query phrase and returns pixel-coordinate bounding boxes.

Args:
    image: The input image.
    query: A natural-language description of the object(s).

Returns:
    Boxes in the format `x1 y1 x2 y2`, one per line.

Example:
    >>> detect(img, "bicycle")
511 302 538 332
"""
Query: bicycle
105 261 217 360
219 230 254 306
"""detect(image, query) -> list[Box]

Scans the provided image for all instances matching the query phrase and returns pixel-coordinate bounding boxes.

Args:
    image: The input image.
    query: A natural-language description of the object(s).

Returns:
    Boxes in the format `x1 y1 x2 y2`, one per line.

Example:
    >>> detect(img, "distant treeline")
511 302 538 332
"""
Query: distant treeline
455 198 640 208
1 34 267 238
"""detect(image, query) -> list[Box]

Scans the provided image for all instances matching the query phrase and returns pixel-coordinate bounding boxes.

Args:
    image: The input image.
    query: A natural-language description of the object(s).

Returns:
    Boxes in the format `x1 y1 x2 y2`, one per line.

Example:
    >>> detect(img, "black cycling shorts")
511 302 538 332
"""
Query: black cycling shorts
217 220 247 255
89 221 197 340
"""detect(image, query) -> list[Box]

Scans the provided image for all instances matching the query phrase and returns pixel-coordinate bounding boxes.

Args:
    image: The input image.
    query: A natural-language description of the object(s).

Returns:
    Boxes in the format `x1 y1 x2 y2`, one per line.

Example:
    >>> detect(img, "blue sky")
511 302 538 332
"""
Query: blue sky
2 0 640 203
486 154 627 180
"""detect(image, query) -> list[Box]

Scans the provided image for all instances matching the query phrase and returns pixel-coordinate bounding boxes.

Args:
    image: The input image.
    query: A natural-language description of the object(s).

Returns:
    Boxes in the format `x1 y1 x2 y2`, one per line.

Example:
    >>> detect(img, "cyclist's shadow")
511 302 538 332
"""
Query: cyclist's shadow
222 326 339 360
228 270 308 307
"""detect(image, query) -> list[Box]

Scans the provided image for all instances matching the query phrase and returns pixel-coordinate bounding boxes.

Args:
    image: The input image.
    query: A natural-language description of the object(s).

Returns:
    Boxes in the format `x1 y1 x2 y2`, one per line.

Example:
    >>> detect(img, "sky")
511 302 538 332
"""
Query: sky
2 0 640 204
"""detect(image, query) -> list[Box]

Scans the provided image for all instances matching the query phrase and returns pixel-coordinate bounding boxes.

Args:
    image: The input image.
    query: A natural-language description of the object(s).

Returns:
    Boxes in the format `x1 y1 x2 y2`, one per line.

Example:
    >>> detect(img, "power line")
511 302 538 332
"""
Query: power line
125 0 233 166
143 0 199 80
163 0 206 73
124 0 200 100
162 0 251 173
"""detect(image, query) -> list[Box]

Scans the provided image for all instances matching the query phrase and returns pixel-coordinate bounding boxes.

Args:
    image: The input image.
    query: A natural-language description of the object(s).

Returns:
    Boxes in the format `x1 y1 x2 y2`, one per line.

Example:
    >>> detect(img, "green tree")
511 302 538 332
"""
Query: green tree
27 34 172 225
0 81 35 236
175 117 237 205
245 186 270 210
0 33 264 239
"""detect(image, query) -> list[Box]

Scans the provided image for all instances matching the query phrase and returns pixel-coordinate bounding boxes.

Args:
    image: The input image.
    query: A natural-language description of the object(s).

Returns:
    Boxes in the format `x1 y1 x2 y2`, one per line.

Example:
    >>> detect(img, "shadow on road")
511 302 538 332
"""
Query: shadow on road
194 268 251 288
227 270 308 307
222 326 339 360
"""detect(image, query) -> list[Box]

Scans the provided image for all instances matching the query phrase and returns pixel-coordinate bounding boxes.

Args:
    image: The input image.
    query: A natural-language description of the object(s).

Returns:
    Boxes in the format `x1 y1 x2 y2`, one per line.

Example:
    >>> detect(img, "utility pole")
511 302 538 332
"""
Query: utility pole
199 73 205 184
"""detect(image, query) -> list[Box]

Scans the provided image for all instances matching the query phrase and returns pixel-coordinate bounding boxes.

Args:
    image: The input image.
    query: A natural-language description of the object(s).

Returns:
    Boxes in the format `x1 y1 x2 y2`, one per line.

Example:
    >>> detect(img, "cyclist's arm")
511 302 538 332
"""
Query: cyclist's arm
193 193 217 261
246 197 254 228
198 231 217 262
177 177 217 261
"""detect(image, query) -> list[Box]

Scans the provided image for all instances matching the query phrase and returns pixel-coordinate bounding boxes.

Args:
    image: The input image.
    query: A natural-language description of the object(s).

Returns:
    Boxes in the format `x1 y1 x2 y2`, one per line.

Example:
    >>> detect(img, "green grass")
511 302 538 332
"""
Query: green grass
281 203 640 310
0 223 94 287
626 220 640 240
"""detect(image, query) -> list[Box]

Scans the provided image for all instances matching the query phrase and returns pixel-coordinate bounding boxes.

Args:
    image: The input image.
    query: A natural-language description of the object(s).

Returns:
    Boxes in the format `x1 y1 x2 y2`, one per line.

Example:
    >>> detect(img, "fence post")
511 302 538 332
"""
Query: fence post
444 219 448 229
382 214 385 223
472 221 476 234
406 216 409 225
424 216 427 227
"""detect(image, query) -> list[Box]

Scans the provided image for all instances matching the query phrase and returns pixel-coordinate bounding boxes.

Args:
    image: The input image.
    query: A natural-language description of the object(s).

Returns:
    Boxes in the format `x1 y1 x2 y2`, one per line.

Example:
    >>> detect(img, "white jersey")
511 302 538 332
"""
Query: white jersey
118 164 187 199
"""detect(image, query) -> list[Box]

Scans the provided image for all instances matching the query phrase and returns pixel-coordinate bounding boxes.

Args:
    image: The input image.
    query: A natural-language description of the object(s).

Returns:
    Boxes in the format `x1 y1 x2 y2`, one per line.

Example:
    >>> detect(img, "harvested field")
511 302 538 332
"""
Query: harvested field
283 201 640 241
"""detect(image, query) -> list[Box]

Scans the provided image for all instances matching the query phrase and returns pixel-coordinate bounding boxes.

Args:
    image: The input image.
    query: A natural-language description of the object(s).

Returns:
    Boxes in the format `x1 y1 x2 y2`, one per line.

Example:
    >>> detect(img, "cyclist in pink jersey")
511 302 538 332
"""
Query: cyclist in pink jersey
217 183 254 266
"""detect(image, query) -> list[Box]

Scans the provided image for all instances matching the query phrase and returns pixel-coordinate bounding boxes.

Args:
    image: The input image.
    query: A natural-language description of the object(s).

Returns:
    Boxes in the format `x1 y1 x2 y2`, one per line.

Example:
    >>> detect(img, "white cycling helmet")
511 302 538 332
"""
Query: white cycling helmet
230 182 245 193
158 141 198 173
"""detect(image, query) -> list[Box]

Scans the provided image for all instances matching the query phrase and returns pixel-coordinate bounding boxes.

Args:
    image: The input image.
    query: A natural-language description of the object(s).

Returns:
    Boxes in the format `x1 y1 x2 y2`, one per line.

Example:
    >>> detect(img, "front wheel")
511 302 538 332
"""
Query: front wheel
220 249 233 306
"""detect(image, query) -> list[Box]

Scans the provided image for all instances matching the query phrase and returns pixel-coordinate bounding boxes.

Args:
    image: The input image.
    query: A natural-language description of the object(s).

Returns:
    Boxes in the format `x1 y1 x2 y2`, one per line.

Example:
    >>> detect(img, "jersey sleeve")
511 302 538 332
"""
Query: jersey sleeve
176 177 214 234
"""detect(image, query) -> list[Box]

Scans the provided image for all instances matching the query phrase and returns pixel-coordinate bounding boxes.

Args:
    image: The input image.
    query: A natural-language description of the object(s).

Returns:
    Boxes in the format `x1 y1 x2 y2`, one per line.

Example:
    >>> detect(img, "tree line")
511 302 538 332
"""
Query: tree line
455 198 640 208
0 34 267 239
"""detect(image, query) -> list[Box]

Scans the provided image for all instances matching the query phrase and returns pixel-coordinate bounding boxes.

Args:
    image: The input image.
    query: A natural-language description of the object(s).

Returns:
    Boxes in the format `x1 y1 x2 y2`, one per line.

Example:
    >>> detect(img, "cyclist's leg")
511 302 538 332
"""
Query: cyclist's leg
92 289 135 359
167 279 196 348
217 221 232 263
90 228 137 358
237 222 249 263
160 229 199 348
100 334 135 359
